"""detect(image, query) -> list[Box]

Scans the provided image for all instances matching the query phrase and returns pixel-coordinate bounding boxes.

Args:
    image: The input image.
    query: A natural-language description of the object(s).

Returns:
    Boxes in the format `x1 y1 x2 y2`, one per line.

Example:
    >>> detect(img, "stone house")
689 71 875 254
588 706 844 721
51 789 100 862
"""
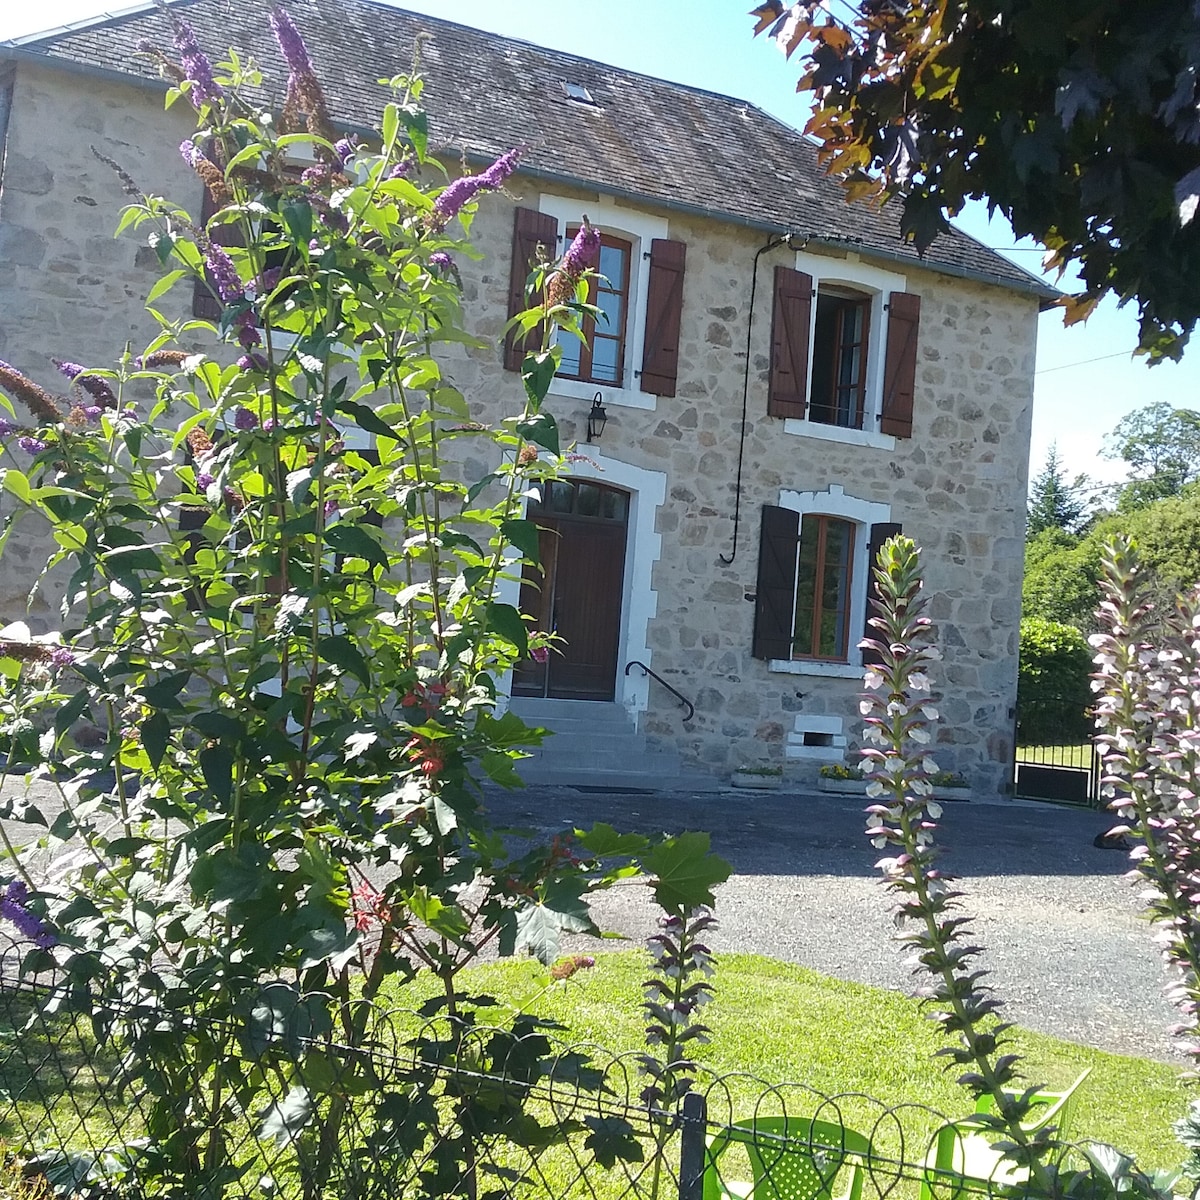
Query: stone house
0 0 1055 795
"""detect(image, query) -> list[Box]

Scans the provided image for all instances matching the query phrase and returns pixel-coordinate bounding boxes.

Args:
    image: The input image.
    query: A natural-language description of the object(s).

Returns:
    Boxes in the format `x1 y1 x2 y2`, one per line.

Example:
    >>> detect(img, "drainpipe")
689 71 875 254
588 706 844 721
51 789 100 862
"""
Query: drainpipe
719 233 796 566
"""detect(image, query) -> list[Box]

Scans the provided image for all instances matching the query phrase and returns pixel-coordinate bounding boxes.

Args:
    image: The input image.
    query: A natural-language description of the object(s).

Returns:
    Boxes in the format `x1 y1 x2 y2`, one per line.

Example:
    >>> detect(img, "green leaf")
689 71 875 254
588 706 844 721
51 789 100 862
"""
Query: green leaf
199 743 234 807
260 1085 314 1146
145 269 187 305
1 470 31 504
142 671 192 710
191 711 244 742
644 832 732 914
281 199 313 245
584 1116 645 1168
325 523 389 572
486 602 528 657
53 690 89 739
514 878 594 965
141 711 170 770
408 888 470 940
298 922 358 971
401 107 428 158
480 750 524 788
522 351 558 408
318 635 370 687
501 519 541 565
382 102 399 152
516 411 560 455
577 823 649 857
336 399 399 440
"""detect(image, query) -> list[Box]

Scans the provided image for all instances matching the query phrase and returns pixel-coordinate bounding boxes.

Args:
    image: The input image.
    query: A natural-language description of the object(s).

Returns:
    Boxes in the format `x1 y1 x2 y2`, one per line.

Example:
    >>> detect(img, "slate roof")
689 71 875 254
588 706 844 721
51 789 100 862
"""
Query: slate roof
4 0 1056 301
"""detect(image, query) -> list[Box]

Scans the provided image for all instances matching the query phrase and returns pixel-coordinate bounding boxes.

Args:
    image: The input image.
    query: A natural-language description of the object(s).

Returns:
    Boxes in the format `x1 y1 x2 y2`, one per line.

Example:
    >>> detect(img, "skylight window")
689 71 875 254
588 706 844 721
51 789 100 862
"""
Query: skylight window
562 80 596 105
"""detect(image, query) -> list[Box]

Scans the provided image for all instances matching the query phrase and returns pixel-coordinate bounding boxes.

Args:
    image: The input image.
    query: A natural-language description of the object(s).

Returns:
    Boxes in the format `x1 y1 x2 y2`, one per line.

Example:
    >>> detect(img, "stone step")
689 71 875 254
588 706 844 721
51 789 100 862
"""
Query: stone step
507 698 632 729
505 695 718 791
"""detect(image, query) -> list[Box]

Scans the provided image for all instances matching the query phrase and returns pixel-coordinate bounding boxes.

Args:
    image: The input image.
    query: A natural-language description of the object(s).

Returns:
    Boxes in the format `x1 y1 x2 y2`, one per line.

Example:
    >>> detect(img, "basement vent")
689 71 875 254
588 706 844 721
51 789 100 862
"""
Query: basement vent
562 80 597 105
802 732 834 748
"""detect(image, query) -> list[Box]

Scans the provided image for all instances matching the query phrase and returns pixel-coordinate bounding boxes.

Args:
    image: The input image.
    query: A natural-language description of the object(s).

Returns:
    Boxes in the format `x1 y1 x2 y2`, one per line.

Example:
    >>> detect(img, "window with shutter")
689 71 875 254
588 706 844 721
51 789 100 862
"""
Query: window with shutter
533 195 673 411
754 488 895 677
771 253 920 447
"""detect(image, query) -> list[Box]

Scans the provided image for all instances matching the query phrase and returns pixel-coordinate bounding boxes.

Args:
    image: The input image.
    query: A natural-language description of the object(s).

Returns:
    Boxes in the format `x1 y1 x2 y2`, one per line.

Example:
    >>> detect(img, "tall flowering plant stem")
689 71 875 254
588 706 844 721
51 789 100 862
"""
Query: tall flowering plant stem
860 537 1055 1175
1092 537 1200 1067
0 14 725 1197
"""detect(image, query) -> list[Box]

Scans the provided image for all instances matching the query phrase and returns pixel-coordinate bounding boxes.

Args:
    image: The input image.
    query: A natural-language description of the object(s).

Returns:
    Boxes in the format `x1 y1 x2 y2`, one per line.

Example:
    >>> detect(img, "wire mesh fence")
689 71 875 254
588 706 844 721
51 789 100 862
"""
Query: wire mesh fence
0 940 1131 1200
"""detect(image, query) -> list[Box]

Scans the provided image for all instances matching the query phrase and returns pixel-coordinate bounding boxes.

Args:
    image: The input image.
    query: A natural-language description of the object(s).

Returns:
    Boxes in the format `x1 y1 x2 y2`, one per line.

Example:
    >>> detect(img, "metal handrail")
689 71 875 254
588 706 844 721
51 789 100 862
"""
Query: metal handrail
624 660 695 723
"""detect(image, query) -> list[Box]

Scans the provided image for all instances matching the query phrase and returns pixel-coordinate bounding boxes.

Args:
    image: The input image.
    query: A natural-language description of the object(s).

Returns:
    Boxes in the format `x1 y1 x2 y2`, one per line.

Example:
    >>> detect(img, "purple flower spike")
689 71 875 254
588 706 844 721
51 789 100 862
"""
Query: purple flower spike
429 251 453 270
236 353 268 372
263 418 277 432
54 359 116 408
269 5 316 79
323 499 338 518
173 18 222 108
563 220 601 275
17 437 47 454
334 137 356 165
0 881 55 948
479 148 520 190
433 148 521 223
0 418 14 437
49 646 75 668
388 155 415 180
84 406 102 421
203 242 243 304
234 406 259 431
197 471 216 490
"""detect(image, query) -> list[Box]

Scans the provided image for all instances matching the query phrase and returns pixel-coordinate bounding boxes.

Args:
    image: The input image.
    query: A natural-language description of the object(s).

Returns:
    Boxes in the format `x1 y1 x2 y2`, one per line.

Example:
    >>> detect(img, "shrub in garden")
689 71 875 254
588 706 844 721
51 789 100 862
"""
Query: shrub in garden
1017 615 1094 745
0 12 728 1195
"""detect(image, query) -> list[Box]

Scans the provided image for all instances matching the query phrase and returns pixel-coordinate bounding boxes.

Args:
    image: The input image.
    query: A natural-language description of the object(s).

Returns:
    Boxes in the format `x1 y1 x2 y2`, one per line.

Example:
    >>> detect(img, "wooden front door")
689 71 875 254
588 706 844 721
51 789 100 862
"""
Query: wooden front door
512 480 629 701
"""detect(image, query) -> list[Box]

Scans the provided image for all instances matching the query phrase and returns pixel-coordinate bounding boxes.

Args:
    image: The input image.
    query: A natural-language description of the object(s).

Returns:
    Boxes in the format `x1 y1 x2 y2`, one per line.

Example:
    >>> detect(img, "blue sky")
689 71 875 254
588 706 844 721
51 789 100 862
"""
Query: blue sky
5 0 1198 498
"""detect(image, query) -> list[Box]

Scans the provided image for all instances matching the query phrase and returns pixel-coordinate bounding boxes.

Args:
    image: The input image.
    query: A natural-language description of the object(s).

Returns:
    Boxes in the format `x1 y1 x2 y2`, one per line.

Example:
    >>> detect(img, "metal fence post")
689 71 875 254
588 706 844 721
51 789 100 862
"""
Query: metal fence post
677 1090 707 1200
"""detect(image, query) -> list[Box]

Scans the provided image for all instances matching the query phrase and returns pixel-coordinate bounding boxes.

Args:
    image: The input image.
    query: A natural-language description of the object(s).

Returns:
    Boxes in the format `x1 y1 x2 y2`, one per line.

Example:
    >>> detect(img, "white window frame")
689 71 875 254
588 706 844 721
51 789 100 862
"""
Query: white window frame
767 484 892 679
784 251 906 452
537 194 669 412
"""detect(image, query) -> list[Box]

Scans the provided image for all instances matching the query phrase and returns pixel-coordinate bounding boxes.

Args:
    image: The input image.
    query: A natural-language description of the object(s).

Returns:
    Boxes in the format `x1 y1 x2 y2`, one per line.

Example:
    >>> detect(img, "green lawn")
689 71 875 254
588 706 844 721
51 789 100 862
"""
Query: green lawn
412 951 1188 1175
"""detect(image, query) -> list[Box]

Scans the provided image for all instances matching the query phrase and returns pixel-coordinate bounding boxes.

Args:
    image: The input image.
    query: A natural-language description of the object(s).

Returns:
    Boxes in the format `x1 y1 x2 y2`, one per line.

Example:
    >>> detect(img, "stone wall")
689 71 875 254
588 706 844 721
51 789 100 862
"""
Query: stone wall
0 62 197 623
0 61 1039 797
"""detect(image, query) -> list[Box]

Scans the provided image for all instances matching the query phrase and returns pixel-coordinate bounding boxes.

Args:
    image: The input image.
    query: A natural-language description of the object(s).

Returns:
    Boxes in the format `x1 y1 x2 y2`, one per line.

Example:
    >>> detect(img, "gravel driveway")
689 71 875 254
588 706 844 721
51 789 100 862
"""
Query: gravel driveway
484 785 1180 1064
3 775 1178 1063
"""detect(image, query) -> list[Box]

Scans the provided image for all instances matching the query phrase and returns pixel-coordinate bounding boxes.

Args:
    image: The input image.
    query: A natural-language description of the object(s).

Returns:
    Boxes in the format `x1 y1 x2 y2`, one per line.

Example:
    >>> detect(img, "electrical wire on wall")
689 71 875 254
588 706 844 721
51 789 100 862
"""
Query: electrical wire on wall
719 232 797 566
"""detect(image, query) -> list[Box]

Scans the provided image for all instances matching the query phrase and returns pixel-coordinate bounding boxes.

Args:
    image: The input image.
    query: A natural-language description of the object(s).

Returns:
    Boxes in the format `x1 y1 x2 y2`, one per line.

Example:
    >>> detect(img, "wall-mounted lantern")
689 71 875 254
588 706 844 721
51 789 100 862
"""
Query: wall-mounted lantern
586 392 608 443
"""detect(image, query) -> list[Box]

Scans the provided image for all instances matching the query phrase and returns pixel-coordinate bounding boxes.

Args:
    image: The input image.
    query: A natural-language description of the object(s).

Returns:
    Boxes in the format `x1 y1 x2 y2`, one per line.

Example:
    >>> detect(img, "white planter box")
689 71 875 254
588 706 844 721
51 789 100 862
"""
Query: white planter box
817 776 868 796
731 771 783 791
932 787 971 803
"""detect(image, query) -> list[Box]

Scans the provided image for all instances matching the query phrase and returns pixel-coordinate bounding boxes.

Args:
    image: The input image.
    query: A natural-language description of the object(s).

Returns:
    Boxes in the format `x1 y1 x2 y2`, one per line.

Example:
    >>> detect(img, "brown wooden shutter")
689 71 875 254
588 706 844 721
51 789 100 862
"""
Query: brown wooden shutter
504 207 558 373
862 521 902 665
639 238 687 397
752 505 800 661
768 266 813 418
881 291 920 438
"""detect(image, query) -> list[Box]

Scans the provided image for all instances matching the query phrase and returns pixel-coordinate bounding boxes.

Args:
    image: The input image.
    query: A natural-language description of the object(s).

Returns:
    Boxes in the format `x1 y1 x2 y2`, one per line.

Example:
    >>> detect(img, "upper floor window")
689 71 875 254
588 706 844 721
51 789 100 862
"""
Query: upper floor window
810 289 870 430
558 232 632 386
768 255 920 446
503 198 686 407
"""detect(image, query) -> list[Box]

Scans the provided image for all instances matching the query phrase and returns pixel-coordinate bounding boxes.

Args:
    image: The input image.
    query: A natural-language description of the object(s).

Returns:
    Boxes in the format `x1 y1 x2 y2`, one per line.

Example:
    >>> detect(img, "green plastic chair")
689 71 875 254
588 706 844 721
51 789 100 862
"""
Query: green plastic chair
971 1067 1092 1140
703 1116 871 1200
920 1069 1093 1200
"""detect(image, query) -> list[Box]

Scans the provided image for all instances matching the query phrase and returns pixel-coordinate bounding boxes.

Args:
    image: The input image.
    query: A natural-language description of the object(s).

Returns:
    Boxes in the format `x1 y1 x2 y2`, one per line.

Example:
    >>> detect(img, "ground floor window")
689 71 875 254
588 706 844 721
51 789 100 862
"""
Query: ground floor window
793 514 855 660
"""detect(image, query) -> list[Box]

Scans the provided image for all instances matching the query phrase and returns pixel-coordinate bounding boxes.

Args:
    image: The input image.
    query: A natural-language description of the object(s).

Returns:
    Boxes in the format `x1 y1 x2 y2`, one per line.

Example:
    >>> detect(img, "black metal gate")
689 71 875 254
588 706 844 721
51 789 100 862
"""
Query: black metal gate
1013 740 1101 806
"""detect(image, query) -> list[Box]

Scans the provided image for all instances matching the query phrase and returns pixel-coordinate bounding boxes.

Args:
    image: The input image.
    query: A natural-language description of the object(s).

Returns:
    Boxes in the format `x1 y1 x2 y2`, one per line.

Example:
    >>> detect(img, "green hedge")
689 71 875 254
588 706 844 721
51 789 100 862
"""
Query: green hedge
1017 616 1094 745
